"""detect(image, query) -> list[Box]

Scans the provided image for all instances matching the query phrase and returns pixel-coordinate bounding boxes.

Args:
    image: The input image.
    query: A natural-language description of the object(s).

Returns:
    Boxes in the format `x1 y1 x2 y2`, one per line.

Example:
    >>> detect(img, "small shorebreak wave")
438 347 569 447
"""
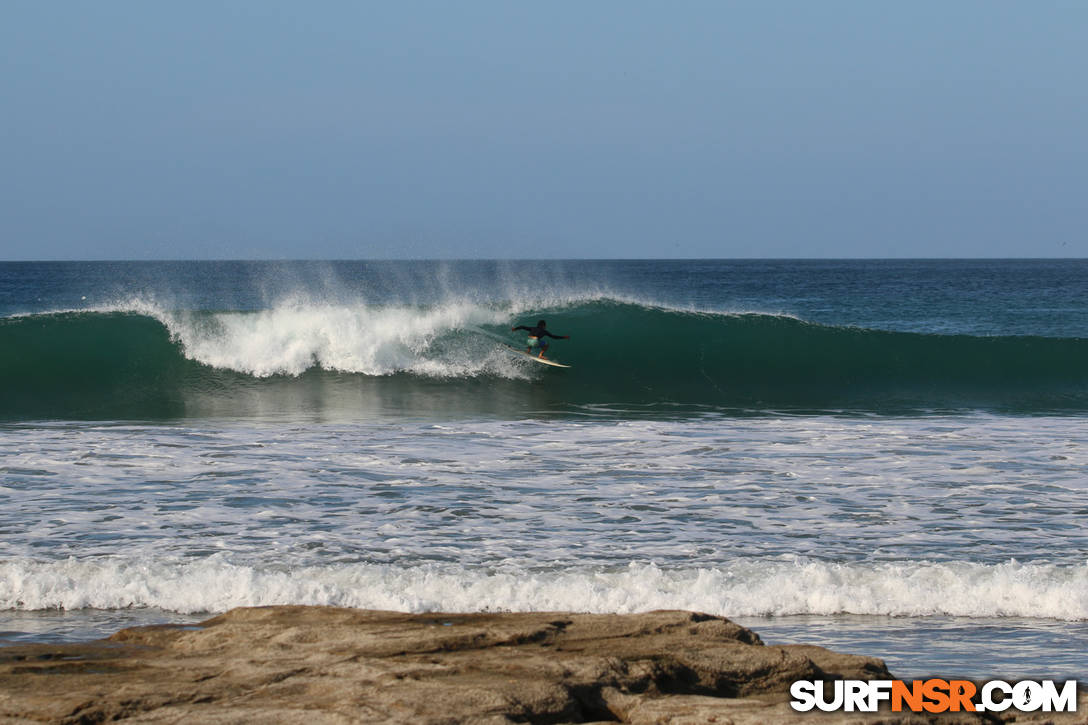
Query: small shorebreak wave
3 298 1088 419
3 556 1086 621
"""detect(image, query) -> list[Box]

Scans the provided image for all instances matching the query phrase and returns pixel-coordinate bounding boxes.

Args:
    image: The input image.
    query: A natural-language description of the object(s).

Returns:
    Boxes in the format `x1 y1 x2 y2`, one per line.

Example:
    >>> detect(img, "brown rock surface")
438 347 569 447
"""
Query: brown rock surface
0 606 1082 724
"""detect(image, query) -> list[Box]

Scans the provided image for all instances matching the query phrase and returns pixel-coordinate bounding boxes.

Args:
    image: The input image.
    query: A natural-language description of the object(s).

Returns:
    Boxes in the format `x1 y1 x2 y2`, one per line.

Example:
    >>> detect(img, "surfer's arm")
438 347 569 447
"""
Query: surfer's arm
511 326 532 332
541 331 569 339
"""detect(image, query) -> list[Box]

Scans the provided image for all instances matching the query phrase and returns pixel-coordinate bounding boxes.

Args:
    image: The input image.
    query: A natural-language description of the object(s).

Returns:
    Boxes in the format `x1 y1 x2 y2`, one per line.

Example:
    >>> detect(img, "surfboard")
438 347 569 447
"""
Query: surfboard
501 344 571 368
465 327 572 368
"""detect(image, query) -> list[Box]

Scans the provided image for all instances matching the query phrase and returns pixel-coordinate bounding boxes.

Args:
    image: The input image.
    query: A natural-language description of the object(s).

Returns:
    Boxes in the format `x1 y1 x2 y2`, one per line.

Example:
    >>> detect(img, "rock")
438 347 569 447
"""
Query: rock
0 607 1081 724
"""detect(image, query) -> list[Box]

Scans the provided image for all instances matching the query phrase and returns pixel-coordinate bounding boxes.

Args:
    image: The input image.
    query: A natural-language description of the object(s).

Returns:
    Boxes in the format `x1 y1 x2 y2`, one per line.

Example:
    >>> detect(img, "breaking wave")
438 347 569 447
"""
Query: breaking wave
3 557 1086 621
3 298 1088 419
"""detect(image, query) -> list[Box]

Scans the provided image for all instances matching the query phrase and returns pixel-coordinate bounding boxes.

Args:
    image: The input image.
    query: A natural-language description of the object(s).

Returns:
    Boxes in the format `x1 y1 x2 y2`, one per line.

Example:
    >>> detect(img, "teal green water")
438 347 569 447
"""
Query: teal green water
3 301 1088 420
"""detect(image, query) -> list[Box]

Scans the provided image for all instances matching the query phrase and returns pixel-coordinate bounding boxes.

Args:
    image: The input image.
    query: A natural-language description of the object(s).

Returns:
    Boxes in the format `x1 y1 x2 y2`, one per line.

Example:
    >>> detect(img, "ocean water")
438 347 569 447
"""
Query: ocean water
1 259 1086 682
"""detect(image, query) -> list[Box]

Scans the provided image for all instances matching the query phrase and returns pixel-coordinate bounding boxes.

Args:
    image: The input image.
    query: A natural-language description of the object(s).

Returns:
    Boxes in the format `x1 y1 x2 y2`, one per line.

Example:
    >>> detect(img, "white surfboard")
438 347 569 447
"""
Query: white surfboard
501 344 571 368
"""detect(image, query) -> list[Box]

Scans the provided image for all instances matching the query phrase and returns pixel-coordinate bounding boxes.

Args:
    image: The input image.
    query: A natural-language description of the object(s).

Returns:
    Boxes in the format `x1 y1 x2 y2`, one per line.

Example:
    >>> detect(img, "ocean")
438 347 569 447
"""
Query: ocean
1 259 1086 681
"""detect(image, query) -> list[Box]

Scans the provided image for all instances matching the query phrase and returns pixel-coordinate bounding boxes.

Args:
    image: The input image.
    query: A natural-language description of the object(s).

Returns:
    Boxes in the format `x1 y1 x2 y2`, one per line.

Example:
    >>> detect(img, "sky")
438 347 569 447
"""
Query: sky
2 1 1086 260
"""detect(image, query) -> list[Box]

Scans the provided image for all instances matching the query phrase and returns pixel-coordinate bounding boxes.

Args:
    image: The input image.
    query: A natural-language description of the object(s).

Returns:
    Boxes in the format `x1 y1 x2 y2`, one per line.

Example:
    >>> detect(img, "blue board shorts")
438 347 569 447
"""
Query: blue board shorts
527 336 547 349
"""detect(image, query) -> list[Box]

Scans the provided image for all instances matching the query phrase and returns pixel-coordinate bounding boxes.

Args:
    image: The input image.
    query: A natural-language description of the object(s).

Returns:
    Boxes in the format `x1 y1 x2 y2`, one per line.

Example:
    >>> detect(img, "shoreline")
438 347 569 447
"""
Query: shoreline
1 606 1083 723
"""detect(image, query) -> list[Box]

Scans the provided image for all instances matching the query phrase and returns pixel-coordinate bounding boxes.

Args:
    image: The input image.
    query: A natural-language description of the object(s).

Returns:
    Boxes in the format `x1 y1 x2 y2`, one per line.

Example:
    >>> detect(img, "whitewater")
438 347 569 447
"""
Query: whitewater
1 259 1087 681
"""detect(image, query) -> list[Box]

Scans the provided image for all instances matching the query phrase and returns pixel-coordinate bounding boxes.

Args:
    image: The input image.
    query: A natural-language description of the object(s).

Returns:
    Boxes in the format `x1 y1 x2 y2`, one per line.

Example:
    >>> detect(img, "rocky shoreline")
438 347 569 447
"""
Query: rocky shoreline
0 606 1082 724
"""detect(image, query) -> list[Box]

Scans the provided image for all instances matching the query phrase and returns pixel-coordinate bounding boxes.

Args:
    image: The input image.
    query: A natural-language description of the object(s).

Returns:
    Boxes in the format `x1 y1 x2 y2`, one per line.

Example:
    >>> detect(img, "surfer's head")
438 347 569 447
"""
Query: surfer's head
538 320 546 328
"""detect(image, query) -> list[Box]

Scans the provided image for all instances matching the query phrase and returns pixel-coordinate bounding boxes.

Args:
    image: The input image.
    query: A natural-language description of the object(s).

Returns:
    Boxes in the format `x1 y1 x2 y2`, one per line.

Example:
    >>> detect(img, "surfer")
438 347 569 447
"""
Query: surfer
511 320 569 359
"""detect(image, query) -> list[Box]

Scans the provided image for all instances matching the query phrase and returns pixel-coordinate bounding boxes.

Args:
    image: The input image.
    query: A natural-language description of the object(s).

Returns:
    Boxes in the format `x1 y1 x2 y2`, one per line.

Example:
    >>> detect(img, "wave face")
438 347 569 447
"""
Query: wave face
0 311 195 419
4 299 1088 419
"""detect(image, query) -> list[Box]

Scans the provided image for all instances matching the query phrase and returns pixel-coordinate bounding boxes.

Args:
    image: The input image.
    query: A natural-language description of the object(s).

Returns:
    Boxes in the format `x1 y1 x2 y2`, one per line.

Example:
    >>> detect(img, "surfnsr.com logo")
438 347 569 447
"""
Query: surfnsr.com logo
790 679 1078 713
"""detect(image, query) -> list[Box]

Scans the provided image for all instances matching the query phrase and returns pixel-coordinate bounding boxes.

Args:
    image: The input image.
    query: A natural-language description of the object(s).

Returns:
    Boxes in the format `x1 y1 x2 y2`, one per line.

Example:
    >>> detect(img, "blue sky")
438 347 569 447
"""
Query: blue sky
2 1 1086 259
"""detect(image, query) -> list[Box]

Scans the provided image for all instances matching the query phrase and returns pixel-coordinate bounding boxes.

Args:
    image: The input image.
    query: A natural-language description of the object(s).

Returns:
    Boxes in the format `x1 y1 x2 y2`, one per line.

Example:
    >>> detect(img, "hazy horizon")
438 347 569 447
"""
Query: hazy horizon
3 255 1087 263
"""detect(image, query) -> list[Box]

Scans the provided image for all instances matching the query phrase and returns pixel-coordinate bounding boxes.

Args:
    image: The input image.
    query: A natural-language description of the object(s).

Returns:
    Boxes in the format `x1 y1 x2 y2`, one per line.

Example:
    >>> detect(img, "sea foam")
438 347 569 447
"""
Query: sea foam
3 557 1086 620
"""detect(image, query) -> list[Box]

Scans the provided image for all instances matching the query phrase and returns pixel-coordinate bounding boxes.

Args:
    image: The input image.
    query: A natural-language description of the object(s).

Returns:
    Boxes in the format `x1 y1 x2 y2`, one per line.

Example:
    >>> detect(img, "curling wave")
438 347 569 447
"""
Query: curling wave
3 298 1088 419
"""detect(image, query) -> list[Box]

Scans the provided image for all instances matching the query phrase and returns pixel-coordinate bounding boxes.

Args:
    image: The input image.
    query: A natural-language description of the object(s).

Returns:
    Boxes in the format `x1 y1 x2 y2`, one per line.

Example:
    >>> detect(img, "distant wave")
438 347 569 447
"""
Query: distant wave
3 557 1086 621
3 298 1088 419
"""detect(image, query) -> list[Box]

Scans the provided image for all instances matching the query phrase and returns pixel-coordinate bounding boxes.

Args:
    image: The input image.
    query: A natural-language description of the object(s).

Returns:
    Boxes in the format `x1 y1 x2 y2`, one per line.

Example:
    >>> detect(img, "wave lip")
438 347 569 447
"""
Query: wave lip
3 557 1086 621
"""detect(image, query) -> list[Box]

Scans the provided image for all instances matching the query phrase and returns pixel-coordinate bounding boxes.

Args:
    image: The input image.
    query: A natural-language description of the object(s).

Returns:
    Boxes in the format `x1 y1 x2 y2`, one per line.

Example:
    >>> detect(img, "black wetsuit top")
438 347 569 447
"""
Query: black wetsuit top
513 325 563 340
